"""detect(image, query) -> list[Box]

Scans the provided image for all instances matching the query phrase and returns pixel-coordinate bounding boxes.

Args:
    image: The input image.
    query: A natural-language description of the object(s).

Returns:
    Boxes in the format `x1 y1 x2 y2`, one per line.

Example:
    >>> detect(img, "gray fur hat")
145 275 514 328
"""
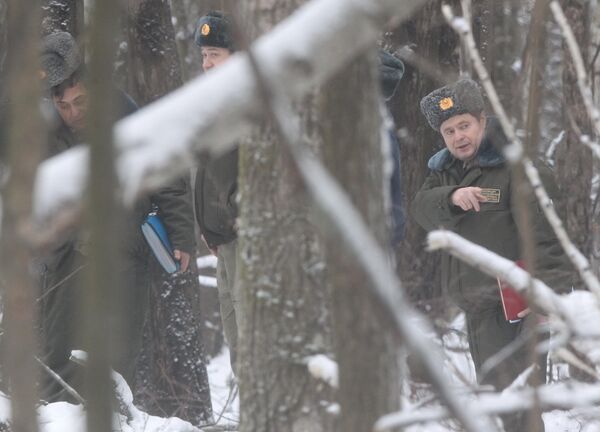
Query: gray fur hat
420 79 485 131
40 31 81 89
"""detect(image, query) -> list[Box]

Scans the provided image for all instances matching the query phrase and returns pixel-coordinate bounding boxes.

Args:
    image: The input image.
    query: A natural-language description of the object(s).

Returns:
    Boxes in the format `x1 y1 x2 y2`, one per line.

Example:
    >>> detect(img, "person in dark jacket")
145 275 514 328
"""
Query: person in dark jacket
378 49 405 244
37 31 196 402
192 11 241 372
411 79 574 432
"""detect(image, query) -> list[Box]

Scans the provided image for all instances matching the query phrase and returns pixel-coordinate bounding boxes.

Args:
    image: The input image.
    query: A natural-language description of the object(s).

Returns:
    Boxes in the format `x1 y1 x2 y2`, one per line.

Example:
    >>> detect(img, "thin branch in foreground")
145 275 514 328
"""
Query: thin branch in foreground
35 356 85 405
442 3 600 300
374 381 600 431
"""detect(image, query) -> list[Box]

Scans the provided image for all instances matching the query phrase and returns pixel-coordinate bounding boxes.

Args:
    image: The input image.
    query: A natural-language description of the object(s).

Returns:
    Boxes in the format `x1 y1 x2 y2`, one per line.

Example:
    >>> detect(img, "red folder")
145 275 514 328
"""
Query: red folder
497 260 528 322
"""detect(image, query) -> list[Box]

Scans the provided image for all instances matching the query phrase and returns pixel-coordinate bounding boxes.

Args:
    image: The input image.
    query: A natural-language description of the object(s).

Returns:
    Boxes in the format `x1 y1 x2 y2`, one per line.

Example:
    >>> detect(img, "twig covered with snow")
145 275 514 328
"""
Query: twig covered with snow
442 3 600 300
427 230 562 315
374 381 600 430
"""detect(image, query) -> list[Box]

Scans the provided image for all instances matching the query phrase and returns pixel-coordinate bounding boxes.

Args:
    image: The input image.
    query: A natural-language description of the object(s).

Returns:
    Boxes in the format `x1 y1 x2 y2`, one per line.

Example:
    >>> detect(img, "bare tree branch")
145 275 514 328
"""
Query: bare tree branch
375 381 600 431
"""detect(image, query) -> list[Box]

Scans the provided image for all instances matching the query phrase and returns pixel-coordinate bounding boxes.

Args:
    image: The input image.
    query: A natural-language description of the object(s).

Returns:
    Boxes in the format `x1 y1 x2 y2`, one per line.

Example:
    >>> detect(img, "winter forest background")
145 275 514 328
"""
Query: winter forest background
0 0 600 431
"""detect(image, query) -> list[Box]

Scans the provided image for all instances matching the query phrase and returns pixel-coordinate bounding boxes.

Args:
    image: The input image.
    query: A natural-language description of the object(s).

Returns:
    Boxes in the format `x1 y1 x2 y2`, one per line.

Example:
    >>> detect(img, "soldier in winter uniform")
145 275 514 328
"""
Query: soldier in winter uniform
193 11 241 372
411 79 574 432
37 31 196 401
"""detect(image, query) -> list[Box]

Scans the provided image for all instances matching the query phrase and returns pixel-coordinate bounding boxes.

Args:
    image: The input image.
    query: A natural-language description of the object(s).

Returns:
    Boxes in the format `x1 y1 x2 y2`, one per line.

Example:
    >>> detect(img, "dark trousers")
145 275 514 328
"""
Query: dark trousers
466 303 546 432
38 240 150 402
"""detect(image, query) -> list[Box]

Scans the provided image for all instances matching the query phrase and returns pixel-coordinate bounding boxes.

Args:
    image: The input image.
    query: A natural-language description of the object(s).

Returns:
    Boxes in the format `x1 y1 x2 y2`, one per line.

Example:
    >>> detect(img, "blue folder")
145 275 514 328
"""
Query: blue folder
141 211 180 274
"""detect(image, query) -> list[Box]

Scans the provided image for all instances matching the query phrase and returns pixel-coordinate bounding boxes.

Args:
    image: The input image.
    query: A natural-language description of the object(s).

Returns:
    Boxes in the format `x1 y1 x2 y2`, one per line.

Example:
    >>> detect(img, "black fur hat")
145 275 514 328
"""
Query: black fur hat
194 11 234 51
420 79 485 131
40 32 81 89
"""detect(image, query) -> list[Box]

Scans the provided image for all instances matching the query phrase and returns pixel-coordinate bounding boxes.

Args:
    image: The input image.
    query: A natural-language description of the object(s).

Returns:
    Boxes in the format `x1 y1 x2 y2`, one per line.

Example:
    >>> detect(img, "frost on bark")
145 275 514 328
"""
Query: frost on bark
41 0 84 36
0 1 43 431
556 0 593 257
124 0 213 424
383 0 459 308
236 1 335 432
124 0 183 105
321 53 400 432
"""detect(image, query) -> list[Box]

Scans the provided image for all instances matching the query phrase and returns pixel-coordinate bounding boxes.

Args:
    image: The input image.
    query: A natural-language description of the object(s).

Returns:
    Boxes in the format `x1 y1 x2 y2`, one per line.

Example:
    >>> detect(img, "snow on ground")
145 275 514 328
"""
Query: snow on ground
1 313 598 431
206 346 239 429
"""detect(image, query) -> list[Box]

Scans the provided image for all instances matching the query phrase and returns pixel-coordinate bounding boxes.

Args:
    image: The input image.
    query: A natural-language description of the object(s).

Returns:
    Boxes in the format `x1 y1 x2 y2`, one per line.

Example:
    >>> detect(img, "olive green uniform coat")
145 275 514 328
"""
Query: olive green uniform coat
412 118 573 432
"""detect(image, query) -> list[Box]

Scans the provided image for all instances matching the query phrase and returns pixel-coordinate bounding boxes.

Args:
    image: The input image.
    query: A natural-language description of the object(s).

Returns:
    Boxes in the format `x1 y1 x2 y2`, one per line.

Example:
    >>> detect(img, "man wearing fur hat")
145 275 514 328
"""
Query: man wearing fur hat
411 79 573 432
37 32 196 402
192 10 241 373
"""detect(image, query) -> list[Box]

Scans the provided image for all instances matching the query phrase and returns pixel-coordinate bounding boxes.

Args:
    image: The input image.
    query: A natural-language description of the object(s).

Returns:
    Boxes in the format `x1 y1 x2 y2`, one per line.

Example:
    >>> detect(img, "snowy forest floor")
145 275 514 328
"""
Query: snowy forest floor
1 312 599 431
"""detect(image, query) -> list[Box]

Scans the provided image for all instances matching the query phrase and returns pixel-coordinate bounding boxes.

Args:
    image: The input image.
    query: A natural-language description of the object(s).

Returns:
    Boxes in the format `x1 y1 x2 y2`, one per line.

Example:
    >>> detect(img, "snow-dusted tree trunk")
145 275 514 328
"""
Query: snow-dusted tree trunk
169 0 204 82
321 53 400 431
124 0 182 105
123 1 213 424
383 0 459 312
0 1 43 431
556 0 593 258
41 0 84 36
236 2 335 432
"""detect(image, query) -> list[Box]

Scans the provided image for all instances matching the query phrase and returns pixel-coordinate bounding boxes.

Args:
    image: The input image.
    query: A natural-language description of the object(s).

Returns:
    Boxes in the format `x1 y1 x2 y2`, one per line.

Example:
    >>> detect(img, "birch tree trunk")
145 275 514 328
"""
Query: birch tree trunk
0 1 43 431
41 0 84 36
237 2 335 431
124 0 213 424
556 0 593 258
321 53 400 432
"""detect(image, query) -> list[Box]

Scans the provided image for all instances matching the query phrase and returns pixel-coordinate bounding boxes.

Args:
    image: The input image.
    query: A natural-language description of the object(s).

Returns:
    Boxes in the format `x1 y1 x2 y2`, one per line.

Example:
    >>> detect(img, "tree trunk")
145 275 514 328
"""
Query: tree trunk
124 0 213 425
41 0 84 36
237 2 335 432
0 0 7 81
321 52 400 432
124 0 183 105
84 0 123 431
0 1 43 431
383 0 459 310
556 0 593 258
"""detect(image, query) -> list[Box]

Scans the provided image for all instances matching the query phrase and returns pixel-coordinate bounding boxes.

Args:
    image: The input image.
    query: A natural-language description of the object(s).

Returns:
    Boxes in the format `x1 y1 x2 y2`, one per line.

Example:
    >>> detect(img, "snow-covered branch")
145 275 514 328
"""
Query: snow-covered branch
375 382 600 431
427 230 600 340
442 3 600 300
34 0 428 219
427 230 561 315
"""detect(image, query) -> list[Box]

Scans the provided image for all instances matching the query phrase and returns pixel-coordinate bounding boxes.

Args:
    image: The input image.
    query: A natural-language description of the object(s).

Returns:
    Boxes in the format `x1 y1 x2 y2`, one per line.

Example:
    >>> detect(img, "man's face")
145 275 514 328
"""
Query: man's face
440 113 486 161
201 46 231 71
52 81 89 132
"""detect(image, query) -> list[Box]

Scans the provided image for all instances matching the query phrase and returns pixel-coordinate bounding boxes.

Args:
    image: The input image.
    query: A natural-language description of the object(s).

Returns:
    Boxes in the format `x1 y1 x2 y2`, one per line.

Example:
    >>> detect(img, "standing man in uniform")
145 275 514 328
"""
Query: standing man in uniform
411 79 574 432
192 11 241 372
38 31 196 401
